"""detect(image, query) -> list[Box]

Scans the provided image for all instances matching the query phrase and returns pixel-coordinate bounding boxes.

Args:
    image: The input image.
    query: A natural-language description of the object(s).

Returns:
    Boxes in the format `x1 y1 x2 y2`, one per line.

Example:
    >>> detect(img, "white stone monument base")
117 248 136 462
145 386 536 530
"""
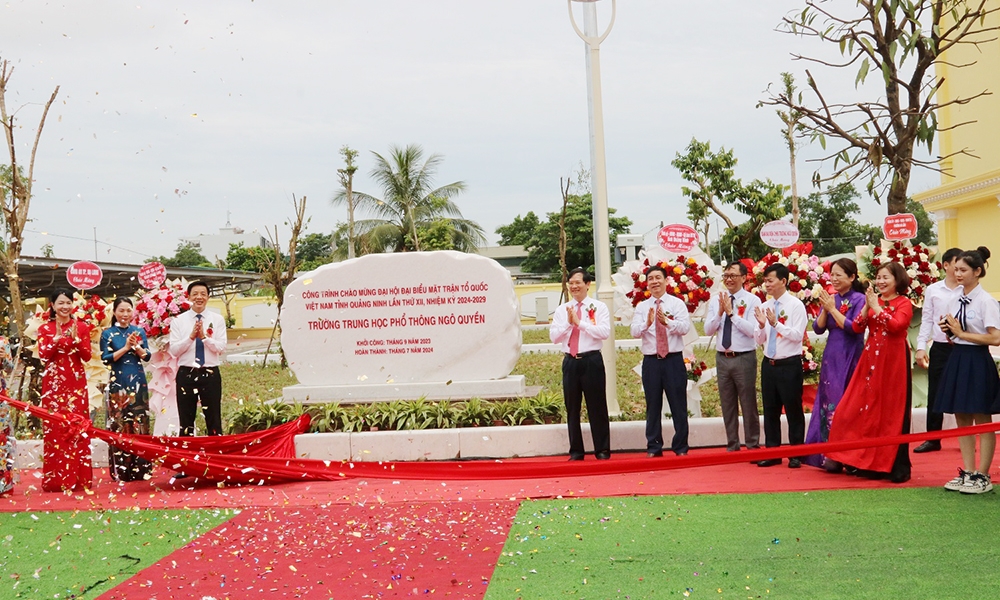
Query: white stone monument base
282 375 527 404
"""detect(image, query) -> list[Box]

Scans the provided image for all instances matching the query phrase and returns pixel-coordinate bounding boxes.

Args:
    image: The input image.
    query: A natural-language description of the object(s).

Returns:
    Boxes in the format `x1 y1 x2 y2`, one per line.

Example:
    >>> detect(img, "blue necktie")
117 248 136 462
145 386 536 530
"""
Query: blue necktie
766 300 780 357
955 295 972 332
195 314 205 366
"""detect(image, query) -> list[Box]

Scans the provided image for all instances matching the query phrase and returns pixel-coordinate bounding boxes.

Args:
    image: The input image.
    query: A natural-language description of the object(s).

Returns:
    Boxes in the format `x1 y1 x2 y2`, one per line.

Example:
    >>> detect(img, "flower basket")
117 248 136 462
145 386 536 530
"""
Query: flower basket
133 279 191 436
627 255 715 314
750 242 830 317
862 240 941 307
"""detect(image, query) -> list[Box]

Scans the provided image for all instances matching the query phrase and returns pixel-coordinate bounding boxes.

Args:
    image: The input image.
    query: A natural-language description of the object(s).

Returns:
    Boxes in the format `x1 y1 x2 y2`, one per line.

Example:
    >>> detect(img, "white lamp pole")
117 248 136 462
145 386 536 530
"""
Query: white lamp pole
567 0 620 415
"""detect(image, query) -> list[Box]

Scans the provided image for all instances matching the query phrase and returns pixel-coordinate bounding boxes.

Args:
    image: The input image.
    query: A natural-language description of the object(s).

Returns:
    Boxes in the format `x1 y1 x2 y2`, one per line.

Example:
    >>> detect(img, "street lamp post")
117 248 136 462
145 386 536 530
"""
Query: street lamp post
567 0 620 415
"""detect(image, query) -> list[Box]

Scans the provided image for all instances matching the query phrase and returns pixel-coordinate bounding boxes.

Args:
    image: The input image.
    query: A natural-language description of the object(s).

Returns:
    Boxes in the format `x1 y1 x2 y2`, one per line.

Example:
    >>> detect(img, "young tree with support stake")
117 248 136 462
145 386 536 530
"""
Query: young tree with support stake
762 1 1000 214
0 58 59 346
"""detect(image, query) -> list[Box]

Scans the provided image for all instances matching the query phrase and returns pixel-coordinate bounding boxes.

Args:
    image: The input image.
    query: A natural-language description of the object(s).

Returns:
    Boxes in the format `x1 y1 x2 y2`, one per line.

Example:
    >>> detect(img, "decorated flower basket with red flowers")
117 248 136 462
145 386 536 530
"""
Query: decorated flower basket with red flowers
626 255 715 313
685 357 709 382
750 242 830 317
863 240 941 306
132 280 192 341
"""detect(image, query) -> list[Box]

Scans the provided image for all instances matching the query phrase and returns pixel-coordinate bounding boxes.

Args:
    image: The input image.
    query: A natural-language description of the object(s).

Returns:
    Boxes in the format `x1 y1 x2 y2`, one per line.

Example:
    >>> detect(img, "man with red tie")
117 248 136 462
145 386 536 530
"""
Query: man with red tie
549 267 612 460
631 265 691 457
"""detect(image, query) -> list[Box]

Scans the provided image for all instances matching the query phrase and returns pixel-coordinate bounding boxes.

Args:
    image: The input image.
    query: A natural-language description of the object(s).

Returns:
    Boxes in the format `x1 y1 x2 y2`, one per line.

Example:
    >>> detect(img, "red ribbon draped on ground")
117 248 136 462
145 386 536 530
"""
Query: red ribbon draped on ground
7 394 1000 484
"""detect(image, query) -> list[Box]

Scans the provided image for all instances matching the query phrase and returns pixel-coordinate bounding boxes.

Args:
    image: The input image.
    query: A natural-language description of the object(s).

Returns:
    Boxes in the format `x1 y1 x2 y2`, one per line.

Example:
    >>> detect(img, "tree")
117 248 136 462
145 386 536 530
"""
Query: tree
495 211 540 247
905 198 937 246
297 232 334 271
348 144 485 254
259 195 309 368
792 183 883 256
151 242 211 268
776 72 806 228
506 193 632 278
332 145 360 259
763 1 1000 214
672 138 787 262
1 59 59 345
223 243 278 272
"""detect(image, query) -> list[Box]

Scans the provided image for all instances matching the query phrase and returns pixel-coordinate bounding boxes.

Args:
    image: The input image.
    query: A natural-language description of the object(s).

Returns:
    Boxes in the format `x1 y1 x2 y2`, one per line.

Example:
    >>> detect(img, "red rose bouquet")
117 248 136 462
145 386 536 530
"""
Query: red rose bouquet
627 255 714 313
132 280 192 340
70 292 110 329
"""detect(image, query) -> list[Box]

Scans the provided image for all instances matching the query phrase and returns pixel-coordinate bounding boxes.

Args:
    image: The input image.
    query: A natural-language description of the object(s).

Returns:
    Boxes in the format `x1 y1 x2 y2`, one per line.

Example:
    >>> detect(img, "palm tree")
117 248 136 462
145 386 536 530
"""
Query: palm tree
334 144 485 255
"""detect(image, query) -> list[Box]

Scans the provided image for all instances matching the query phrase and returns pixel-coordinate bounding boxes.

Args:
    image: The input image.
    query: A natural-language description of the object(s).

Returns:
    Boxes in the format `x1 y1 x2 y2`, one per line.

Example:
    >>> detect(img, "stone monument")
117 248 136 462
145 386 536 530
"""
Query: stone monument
280 251 525 402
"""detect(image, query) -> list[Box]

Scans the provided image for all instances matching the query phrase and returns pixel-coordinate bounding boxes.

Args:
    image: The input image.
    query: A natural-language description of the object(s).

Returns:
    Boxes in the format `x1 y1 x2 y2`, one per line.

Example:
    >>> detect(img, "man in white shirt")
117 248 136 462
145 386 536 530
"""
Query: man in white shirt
169 281 228 437
549 267 611 460
704 262 762 452
630 265 691 457
753 263 807 468
914 247 963 453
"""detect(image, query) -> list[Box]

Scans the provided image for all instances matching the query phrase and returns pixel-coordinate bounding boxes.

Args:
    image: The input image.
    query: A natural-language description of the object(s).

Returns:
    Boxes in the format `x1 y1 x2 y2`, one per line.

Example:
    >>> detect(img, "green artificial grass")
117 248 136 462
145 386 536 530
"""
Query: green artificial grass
487 488 1000 599
1 508 234 599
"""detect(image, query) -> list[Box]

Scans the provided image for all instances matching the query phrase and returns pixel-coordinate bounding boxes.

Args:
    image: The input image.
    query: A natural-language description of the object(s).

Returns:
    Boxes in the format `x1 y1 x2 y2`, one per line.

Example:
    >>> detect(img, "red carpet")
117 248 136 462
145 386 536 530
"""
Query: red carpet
1 437 974 513
97 501 518 600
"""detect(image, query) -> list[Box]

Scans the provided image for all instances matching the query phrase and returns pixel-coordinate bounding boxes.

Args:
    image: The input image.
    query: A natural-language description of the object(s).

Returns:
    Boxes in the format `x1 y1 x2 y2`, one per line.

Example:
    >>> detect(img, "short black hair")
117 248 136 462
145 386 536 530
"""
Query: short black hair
187 280 210 295
725 262 748 276
762 263 789 283
646 265 668 279
941 247 963 263
567 267 593 283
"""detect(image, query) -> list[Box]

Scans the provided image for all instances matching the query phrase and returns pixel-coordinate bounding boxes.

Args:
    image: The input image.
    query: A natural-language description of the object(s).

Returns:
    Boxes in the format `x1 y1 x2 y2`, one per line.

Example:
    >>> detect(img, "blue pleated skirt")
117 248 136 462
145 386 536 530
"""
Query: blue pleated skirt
935 344 1000 415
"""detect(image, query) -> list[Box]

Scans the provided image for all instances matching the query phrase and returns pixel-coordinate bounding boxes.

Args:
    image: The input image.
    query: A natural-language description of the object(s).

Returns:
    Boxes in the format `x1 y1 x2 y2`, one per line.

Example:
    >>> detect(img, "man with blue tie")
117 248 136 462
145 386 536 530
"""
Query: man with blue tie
753 263 807 468
169 281 228 437
704 262 762 452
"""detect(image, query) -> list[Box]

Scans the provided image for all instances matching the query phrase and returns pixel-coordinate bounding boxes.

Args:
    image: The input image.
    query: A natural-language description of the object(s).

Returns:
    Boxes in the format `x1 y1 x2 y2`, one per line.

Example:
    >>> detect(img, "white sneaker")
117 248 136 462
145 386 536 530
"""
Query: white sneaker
944 468 970 492
960 472 993 495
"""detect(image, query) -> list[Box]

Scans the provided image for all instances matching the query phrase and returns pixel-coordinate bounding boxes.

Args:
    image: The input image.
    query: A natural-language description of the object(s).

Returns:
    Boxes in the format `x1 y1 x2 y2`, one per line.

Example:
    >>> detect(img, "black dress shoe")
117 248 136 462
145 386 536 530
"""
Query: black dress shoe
568 455 585 462
647 451 664 458
595 452 611 460
787 458 802 469
822 459 843 473
757 458 782 467
674 450 688 456
913 441 941 453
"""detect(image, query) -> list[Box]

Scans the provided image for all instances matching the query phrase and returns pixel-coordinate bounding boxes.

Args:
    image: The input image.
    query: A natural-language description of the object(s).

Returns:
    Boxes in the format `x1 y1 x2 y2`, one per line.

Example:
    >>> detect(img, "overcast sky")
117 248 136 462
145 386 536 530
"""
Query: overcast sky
1 0 939 264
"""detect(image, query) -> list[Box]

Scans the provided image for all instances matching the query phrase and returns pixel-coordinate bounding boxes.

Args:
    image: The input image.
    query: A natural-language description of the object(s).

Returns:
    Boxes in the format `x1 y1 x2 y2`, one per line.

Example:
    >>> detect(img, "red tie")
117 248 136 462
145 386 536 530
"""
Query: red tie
569 303 582 357
655 298 669 358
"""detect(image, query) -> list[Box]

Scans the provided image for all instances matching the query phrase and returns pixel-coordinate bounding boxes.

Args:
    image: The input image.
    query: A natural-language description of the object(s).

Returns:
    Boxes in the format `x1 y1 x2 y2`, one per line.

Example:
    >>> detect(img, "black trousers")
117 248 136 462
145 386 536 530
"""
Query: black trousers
176 366 223 437
641 352 688 454
761 357 805 452
925 343 953 432
562 352 611 457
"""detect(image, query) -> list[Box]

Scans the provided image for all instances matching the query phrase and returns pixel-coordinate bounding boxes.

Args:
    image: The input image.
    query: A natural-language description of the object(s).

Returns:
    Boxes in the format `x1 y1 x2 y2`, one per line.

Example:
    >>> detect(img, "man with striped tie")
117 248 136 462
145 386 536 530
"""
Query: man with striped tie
550 267 611 461
631 264 691 457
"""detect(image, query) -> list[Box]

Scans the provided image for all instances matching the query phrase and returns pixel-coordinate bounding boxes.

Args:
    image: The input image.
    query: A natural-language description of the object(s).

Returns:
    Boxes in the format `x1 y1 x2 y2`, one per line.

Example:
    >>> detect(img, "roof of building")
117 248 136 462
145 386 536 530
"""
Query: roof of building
4 255 262 299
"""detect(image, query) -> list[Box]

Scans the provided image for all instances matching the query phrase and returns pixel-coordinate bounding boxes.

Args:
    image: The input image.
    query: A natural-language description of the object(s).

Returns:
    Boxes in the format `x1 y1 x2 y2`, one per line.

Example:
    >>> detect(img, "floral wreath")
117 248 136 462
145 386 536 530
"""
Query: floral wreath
132 279 192 340
627 255 714 313
861 240 941 306
750 242 830 318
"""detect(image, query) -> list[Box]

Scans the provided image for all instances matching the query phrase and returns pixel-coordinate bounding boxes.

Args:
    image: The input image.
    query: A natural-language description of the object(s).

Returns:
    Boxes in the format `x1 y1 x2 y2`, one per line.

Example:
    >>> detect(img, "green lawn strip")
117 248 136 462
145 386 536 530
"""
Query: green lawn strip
1 508 235 599
487 489 1000 599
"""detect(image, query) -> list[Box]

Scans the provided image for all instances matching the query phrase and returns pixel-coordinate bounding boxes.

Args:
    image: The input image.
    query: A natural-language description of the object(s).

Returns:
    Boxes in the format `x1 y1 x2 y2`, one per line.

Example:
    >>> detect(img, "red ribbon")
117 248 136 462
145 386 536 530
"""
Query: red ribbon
5 393 1000 483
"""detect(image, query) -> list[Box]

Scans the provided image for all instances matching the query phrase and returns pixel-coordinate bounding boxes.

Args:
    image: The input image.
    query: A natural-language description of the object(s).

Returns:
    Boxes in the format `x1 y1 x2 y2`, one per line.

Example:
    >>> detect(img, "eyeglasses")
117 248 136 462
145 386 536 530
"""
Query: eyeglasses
722 274 744 280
